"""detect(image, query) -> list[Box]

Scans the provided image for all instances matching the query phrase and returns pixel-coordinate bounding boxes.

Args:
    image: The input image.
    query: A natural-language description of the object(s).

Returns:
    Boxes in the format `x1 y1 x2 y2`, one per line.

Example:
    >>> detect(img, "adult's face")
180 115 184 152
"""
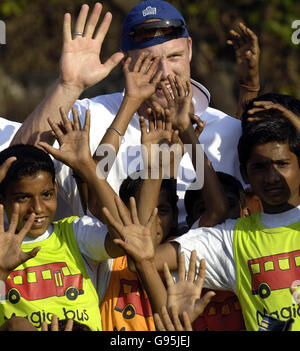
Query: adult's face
127 37 192 110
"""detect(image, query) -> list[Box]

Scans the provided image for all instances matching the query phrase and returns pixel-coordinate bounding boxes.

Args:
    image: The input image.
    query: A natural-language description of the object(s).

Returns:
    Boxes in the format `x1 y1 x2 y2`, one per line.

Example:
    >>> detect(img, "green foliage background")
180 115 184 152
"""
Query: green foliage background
0 0 299 121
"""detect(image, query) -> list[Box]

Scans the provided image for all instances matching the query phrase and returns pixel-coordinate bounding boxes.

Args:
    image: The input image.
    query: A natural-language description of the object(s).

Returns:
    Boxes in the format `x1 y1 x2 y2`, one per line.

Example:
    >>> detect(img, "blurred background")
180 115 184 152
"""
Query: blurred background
0 0 299 122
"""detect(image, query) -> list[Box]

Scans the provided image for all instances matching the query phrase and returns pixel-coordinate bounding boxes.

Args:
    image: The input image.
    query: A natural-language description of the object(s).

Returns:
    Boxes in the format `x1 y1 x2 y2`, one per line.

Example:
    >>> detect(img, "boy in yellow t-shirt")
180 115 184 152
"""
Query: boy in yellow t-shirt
103 101 300 331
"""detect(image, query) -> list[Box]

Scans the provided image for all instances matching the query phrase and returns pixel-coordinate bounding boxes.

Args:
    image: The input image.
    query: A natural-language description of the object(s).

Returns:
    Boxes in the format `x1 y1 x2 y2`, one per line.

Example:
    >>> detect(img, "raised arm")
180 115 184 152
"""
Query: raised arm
38 107 128 258
227 23 260 119
161 76 228 226
11 3 124 146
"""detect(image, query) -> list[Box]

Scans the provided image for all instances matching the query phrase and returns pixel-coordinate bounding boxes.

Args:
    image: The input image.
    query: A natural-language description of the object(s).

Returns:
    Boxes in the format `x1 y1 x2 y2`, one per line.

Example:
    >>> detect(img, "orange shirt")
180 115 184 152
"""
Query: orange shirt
100 256 155 331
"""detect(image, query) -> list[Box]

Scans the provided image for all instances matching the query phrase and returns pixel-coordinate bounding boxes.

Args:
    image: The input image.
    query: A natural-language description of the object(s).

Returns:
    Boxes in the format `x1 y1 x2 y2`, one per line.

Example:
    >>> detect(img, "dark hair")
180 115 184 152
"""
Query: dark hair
48 319 91 331
184 172 246 219
119 171 177 211
238 118 300 173
0 144 55 195
241 93 300 131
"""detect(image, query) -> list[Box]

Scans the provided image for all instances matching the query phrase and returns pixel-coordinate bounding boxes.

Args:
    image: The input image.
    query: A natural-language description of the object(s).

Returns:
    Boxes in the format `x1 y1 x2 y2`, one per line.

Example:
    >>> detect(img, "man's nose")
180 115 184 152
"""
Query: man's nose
158 59 170 80
266 165 281 183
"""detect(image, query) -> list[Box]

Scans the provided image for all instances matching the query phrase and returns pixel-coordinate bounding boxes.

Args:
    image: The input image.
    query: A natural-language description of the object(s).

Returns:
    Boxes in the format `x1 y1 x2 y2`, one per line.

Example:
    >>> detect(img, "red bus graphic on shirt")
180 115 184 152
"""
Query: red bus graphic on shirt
248 250 300 298
115 279 152 319
5 262 84 304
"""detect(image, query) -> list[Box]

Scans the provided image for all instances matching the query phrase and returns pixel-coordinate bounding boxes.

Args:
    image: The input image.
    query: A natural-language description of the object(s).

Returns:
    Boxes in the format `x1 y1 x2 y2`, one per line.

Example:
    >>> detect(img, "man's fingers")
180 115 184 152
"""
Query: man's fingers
83 2 103 38
129 197 140 225
63 13 72 42
73 4 89 39
94 11 112 42
102 206 124 235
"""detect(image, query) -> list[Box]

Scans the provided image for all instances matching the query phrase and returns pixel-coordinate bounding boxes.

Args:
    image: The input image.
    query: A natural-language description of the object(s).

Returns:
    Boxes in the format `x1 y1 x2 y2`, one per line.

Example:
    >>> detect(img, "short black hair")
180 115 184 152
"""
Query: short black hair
184 172 245 219
241 93 300 131
119 171 177 211
0 144 55 195
238 118 300 174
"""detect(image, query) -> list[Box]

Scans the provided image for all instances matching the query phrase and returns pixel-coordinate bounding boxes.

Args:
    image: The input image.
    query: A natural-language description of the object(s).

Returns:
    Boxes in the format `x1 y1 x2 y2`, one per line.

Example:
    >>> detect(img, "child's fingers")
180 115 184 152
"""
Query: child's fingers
147 56 160 77
195 258 206 290
164 109 172 131
47 118 64 141
163 261 175 289
139 116 148 135
147 109 155 132
17 212 36 243
194 291 216 318
115 196 132 226
122 56 131 74
84 109 91 133
72 107 81 130
182 311 193 331
178 251 186 282
168 74 179 99
60 107 73 133
0 157 16 183
140 53 154 74
153 312 166 331
41 321 49 331
170 305 184 331
8 203 20 234
150 68 162 85
146 207 158 230
187 250 197 282
38 142 61 160
102 206 124 234
64 319 74 331
160 306 175 331
50 315 59 331
133 52 147 73
174 76 185 97
129 197 139 225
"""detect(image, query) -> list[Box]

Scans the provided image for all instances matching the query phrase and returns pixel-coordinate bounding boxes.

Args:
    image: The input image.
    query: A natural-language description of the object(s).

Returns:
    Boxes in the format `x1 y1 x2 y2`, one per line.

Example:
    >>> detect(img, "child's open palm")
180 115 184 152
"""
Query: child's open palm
164 250 215 323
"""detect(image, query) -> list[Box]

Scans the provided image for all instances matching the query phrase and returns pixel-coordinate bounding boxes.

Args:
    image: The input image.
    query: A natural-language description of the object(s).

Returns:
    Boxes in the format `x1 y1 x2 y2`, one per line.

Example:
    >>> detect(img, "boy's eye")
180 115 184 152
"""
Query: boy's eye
15 195 30 202
158 205 172 215
43 191 54 199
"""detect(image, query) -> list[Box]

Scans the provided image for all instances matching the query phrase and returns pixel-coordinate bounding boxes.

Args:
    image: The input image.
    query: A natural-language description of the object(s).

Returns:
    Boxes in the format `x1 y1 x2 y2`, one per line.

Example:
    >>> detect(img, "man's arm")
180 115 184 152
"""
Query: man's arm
11 3 124 146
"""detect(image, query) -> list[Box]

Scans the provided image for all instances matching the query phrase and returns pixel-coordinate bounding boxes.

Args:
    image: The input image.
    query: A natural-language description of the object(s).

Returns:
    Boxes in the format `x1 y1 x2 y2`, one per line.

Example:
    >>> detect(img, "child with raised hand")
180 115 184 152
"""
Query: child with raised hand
104 111 300 330
99 107 181 331
227 23 260 119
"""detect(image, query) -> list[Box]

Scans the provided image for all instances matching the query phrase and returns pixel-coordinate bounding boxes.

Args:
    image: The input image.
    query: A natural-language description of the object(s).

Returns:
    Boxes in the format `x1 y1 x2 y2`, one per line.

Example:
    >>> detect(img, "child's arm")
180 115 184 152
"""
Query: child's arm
38 107 127 258
227 23 260 119
161 76 228 227
247 101 300 133
102 196 168 315
86 52 162 217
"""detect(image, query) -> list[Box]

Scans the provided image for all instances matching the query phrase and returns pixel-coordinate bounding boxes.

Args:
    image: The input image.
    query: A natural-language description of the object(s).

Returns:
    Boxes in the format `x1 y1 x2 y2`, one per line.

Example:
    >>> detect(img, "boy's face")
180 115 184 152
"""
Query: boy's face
1 170 57 238
244 141 300 213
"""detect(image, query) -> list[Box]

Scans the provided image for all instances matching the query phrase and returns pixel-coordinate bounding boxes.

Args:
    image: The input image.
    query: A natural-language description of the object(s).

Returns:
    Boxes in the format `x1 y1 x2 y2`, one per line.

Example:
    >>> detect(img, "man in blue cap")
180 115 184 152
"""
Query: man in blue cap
10 1 242 226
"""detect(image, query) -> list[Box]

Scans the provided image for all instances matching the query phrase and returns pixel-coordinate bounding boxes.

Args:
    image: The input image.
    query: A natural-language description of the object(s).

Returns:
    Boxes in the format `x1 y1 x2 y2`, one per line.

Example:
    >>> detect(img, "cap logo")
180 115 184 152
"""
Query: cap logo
142 6 157 16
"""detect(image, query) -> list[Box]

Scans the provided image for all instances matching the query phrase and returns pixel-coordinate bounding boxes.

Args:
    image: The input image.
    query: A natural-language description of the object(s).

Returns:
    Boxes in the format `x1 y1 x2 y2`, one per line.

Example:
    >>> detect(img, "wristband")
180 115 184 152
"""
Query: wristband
106 127 125 144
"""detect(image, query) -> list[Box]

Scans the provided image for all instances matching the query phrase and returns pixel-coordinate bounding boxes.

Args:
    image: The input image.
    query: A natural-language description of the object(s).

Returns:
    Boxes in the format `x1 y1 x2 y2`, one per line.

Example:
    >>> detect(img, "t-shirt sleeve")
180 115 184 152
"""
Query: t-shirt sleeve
72 215 113 262
172 218 237 293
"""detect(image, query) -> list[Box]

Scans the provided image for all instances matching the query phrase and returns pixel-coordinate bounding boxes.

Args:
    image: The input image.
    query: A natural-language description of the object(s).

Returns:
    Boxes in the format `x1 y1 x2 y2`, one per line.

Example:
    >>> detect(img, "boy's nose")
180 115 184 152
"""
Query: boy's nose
29 198 43 214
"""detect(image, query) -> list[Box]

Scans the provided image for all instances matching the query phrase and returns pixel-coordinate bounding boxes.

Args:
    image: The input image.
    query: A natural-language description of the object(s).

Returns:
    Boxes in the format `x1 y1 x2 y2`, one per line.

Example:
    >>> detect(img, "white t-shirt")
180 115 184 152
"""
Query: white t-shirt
173 205 300 294
59 80 242 226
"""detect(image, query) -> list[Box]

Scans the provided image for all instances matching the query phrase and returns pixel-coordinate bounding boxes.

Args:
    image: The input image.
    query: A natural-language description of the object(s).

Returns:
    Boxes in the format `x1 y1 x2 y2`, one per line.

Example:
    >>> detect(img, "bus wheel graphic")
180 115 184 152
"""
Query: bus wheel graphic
122 304 136 319
8 288 21 304
65 287 79 301
258 283 271 299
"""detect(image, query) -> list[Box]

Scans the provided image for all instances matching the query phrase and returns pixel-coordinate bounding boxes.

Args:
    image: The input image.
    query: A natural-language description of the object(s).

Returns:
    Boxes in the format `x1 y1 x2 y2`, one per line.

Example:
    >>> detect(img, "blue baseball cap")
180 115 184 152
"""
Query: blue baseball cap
121 0 189 51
